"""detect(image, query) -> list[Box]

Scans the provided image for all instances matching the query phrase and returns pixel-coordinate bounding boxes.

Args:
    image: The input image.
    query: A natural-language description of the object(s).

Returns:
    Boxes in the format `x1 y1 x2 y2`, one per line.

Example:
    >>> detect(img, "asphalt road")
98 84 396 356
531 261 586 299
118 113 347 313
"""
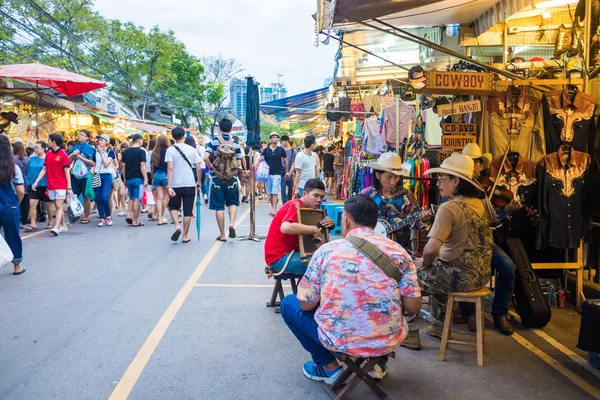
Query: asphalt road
1 200 599 400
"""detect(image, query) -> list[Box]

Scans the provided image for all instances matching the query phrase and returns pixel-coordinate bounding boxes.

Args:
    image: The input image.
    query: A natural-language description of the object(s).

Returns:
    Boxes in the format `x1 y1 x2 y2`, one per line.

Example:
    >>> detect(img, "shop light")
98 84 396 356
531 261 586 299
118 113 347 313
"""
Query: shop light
30 120 37 127
534 0 578 9
542 11 552 18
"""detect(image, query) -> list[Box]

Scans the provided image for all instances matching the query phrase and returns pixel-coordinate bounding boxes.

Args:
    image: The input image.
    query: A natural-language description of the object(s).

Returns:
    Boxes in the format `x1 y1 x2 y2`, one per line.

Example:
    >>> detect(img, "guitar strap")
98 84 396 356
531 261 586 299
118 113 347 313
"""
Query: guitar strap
347 235 403 282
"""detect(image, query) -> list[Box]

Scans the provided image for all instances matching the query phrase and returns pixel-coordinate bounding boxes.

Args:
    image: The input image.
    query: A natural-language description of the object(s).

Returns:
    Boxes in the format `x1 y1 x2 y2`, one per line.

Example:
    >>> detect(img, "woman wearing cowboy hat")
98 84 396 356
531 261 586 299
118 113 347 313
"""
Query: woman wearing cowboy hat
414 154 494 338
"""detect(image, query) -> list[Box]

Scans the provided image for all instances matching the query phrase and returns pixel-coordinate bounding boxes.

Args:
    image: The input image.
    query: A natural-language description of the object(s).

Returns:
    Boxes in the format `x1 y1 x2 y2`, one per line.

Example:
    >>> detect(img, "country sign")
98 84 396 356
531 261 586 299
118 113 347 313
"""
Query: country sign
426 71 496 93
435 100 481 117
442 135 476 150
442 123 476 135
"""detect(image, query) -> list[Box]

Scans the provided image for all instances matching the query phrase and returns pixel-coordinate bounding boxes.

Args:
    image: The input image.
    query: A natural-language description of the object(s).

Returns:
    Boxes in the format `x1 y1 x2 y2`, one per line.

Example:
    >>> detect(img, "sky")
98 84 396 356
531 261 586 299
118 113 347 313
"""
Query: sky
93 0 338 98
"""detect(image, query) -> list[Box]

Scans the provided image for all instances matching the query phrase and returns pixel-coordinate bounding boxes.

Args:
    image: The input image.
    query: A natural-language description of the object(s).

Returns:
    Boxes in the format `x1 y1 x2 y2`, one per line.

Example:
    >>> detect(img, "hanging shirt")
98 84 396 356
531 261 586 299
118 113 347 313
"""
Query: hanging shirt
423 108 443 146
542 89 597 155
362 117 382 155
537 145 591 249
382 102 415 149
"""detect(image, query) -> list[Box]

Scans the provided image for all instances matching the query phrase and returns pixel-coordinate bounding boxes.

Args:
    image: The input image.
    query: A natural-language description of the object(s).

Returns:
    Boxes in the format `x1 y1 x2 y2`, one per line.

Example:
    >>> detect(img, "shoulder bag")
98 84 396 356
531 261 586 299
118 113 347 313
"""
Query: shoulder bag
346 235 403 282
173 145 197 182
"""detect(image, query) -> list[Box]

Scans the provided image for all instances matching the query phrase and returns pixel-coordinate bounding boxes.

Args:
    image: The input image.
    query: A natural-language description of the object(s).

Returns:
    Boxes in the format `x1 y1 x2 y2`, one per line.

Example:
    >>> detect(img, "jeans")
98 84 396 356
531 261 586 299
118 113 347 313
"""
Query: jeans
0 203 23 264
280 294 335 366
281 176 293 204
459 244 516 317
95 173 113 219
271 251 309 276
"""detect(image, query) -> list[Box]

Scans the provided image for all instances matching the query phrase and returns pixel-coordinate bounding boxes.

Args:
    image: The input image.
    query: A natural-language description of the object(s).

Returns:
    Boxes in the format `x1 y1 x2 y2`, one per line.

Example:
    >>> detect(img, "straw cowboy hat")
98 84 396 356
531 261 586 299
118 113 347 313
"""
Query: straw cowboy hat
269 132 280 139
370 152 411 176
424 154 485 192
461 143 492 170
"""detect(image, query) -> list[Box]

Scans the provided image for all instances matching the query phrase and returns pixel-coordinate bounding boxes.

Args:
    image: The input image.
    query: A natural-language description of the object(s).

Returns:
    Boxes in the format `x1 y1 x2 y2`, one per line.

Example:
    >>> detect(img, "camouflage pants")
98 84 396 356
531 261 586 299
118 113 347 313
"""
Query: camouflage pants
417 258 489 322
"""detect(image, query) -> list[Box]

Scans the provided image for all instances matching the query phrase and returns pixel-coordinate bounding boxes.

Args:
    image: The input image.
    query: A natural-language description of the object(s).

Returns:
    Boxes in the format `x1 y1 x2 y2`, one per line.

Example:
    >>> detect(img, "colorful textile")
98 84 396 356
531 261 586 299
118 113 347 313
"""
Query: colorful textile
297 227 421 357
361 186 417 225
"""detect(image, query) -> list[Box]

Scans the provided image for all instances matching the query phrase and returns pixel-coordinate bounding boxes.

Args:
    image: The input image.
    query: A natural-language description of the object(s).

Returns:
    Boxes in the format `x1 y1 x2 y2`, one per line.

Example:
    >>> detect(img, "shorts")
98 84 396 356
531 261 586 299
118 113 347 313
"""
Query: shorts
324 171 334 178
168 186 195 217
48 190 66 201
112 177 123 191
153 171 168 187
334 166 344 185
209 175 240 211
266 175 281 195
271 251 309 276
28 185 51 202
126 178 144 200
71 176 87 196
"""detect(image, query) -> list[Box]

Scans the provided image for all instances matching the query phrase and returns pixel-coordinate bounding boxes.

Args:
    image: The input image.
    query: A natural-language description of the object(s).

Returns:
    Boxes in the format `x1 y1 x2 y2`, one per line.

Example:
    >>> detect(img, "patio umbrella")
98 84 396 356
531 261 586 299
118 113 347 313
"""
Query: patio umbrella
196 189 202 241
0 62 107 136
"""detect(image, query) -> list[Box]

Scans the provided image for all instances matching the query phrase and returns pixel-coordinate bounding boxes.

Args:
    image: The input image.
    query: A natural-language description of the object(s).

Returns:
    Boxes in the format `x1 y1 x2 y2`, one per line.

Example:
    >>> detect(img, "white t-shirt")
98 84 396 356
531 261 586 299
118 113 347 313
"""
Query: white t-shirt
197 145 207 169
294 150 317 189
95 149 116 176
165 143 201 188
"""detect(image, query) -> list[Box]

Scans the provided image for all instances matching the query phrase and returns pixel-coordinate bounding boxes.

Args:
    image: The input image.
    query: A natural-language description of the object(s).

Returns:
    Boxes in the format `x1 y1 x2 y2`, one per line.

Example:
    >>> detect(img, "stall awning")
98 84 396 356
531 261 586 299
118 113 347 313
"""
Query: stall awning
90 111 144 135
260 87 329 122
317 0 533 35
0 86 89 113
129 120 170 133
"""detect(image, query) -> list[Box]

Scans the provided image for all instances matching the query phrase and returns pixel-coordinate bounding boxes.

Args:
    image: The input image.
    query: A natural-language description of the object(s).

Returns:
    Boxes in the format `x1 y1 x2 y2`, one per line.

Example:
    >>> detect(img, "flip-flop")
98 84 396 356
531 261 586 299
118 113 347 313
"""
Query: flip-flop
132 222 144 227
157 222 168 226
24 226 37 232
126 218 133 225
45 224 54 230
80 219 90 224
229 226 236 239
13 268 26 276
182 239 191 244
216 236 227 242
171 229 182 242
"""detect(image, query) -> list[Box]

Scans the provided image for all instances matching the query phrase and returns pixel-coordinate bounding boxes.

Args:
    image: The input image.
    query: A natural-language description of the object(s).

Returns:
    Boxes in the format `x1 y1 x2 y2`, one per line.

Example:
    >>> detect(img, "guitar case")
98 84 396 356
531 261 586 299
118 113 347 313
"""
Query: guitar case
505 238 551 328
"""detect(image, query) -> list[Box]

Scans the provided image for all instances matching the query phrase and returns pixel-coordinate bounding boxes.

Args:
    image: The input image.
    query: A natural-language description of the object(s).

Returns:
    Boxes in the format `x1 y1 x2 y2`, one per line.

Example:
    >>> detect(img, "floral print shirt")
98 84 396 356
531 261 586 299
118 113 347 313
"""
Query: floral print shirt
361 186 417 224
297 227 421 357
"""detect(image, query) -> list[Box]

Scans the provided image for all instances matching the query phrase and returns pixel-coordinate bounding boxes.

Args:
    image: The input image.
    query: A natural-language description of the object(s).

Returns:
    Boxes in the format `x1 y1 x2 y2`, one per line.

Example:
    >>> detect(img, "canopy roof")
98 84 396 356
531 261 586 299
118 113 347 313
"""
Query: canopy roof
0 86 89 113
260 87 329 122
318 0 534 36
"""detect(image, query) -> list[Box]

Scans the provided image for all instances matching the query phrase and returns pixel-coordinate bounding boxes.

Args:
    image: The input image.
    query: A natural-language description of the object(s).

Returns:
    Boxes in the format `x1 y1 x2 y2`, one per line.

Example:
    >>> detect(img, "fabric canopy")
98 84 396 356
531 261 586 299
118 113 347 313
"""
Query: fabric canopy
260 87 329 122
90 112 143 135
0 63 106 97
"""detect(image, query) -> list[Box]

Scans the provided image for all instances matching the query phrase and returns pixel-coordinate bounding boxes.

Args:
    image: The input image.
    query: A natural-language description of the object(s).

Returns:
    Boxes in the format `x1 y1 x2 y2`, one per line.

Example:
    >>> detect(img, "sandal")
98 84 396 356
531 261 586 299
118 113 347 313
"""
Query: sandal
24 226 38 232
13 267 26 276
171 229 182 242
216 236 227 242
80 218 90 224
45 224 54 230
131 222 144 227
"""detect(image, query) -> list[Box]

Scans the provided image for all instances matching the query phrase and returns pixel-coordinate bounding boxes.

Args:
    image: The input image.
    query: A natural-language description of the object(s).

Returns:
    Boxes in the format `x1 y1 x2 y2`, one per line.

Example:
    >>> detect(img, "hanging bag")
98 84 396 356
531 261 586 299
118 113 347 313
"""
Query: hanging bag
84 172 96 201
256 158 270 183
0 234 14 267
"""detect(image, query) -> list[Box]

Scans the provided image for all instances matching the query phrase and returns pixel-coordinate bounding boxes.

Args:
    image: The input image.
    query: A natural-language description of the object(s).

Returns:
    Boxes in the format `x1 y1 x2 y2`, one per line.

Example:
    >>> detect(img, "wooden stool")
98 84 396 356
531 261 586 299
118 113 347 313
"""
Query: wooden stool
438 287 490 367
265 275 302 313
324 352 394 400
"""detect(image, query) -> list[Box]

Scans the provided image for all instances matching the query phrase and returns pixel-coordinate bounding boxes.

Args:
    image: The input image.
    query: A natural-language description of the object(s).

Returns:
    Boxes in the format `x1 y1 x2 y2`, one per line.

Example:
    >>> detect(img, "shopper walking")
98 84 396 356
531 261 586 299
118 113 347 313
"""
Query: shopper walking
151 134 170 225
12 140 30 226
115 143 129 217
166 127 202 243
204 118 243 242
67 129 96 224
121 134 147 227
31 133 72 236
25 141 54 232
293 135 319 197
0 135 25 275
263 132 288 216
322 146 335 195
94 134 116 227
280 135 296 204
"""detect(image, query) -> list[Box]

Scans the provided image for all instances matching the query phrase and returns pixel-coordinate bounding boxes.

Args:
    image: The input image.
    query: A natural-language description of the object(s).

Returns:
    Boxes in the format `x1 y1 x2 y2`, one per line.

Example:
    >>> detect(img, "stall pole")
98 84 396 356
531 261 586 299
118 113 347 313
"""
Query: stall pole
238 149 265 242
35 81 39 138
395 95 400 155
584 0 593 92
502 22 508 65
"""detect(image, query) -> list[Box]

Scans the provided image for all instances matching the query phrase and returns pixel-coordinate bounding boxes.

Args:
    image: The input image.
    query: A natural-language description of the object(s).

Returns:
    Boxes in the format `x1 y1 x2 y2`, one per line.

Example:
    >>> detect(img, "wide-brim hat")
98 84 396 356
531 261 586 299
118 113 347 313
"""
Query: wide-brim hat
370 152 411 176
97 133 111 143
461 142 492 170
424 154 485 192
1 111 18 123
269 132 280 139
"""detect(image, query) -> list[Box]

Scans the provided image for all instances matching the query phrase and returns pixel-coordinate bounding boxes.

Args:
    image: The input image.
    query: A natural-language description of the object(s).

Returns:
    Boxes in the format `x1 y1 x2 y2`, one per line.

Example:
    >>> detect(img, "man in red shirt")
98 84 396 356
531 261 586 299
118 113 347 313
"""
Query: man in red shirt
264 179 334 275
32 133 72 236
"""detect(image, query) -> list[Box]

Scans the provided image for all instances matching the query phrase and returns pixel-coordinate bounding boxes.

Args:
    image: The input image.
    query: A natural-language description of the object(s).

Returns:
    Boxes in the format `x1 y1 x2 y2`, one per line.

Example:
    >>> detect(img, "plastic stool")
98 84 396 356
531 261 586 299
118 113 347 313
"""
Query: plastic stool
330 206 344 235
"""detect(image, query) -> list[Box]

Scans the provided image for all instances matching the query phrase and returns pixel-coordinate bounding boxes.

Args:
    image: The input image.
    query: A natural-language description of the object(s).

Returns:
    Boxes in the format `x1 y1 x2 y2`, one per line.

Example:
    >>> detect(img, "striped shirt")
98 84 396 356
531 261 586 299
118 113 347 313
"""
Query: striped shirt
205 134 243 160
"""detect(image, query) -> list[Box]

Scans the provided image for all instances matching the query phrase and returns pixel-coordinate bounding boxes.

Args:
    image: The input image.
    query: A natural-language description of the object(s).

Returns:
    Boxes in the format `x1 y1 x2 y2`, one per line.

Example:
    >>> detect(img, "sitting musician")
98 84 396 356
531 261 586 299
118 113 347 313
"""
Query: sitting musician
462 143 516 336
264 179 334 276
414 154 494 339
361 152 416 249
280 195 421 383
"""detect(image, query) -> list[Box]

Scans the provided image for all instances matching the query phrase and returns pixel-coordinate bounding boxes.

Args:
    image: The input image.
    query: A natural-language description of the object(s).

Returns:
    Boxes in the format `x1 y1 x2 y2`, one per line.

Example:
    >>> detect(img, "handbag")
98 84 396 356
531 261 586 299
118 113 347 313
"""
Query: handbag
91 172 101 188
84 172 96 201
142 189 156 205
0 234 14 267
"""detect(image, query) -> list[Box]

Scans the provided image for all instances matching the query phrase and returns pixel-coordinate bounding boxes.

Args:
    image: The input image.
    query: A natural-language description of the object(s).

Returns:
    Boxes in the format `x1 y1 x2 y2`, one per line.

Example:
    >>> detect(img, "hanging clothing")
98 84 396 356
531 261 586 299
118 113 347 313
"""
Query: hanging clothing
363 94 381 115
362 117 383 155
542 89 597 155
382 102 415 149
480 87 546 163
423 107 443 146
537 145 591 249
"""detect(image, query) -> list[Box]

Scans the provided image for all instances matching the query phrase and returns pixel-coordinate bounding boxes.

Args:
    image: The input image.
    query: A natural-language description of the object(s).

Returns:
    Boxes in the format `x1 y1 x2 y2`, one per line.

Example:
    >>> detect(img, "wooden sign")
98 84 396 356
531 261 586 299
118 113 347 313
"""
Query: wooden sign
435 100 481 117
425 71 496 94
438 150 454 163
442 135 476 150
441 123 476 135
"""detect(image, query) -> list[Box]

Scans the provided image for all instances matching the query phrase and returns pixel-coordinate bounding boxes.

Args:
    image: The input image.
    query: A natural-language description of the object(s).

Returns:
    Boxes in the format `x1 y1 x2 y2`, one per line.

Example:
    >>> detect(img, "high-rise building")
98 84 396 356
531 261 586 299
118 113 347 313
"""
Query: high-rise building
260 82 288 103
229 78 247 120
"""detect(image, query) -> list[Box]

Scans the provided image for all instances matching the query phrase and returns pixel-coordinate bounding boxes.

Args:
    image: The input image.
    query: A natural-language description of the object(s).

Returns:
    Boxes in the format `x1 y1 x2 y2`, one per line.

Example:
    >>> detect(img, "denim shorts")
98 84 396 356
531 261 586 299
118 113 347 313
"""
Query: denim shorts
209 175 240 211
266 175 281 195
153 171 168 187
271 251 308 276
126 178 144 200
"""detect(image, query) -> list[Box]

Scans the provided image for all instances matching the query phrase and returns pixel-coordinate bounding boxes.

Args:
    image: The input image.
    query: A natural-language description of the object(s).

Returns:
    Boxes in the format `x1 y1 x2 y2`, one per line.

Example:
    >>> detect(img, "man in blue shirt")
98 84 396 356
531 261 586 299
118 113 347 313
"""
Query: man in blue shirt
204 118 243 241
67 129 96 223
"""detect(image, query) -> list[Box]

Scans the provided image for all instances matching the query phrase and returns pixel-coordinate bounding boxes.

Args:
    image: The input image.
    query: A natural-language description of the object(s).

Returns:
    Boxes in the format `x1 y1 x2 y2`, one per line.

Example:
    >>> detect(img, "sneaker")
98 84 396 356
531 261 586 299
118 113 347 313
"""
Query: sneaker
368 363 387 380
400 329 421 350
118 211 127 217
426 324 443 340
58 226 68 234
98 219 105 227
50 227 59 236
105 217 113 226
302 361 342 385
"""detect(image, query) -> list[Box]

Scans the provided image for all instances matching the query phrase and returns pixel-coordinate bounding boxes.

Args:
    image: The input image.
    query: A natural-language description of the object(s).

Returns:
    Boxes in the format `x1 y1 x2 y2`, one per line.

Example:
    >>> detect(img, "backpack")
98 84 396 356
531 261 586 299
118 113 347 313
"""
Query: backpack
212 135 238 180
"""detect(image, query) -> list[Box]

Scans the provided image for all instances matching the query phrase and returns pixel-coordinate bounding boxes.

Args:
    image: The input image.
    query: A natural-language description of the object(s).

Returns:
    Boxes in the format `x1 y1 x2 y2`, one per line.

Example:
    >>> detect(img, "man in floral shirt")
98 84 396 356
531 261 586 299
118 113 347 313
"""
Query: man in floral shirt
280 195 421 384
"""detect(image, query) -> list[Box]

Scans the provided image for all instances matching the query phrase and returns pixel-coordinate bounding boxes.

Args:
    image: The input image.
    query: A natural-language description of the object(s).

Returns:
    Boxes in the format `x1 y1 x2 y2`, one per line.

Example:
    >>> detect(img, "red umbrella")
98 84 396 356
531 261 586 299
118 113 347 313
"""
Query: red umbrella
0 63 107 136
0 63 106 96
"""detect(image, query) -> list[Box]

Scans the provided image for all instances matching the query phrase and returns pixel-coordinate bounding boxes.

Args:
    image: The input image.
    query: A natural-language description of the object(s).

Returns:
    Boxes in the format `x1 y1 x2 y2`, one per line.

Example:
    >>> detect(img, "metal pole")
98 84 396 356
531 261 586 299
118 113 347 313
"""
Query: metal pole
238 148 265 242
35 81 39 138
584 0 592 93
503 22 508 65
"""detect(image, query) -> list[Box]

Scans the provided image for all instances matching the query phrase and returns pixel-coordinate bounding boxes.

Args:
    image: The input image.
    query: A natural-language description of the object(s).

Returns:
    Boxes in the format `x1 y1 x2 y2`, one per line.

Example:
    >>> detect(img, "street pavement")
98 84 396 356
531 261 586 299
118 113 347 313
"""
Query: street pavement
1 199 599 400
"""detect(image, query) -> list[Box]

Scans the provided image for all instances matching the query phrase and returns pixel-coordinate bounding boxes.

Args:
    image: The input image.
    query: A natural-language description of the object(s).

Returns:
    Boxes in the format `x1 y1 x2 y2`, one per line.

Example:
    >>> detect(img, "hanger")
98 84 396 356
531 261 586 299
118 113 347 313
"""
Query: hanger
567 84 578 102
561 144 572 163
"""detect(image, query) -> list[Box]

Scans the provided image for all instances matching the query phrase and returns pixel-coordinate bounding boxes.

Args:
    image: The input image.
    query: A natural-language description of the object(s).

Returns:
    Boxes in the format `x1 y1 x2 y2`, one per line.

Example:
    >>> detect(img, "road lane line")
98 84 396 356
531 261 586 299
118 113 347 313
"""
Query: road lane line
194 283 290 288
108 208 250 400
485 315 600 399
508 310 600 380
21 230 47 240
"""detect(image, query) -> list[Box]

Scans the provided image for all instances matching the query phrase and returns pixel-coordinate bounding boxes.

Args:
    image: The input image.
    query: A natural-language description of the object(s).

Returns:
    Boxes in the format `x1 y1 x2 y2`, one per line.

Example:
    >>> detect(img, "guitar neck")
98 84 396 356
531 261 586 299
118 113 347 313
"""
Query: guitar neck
386 212 421 233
